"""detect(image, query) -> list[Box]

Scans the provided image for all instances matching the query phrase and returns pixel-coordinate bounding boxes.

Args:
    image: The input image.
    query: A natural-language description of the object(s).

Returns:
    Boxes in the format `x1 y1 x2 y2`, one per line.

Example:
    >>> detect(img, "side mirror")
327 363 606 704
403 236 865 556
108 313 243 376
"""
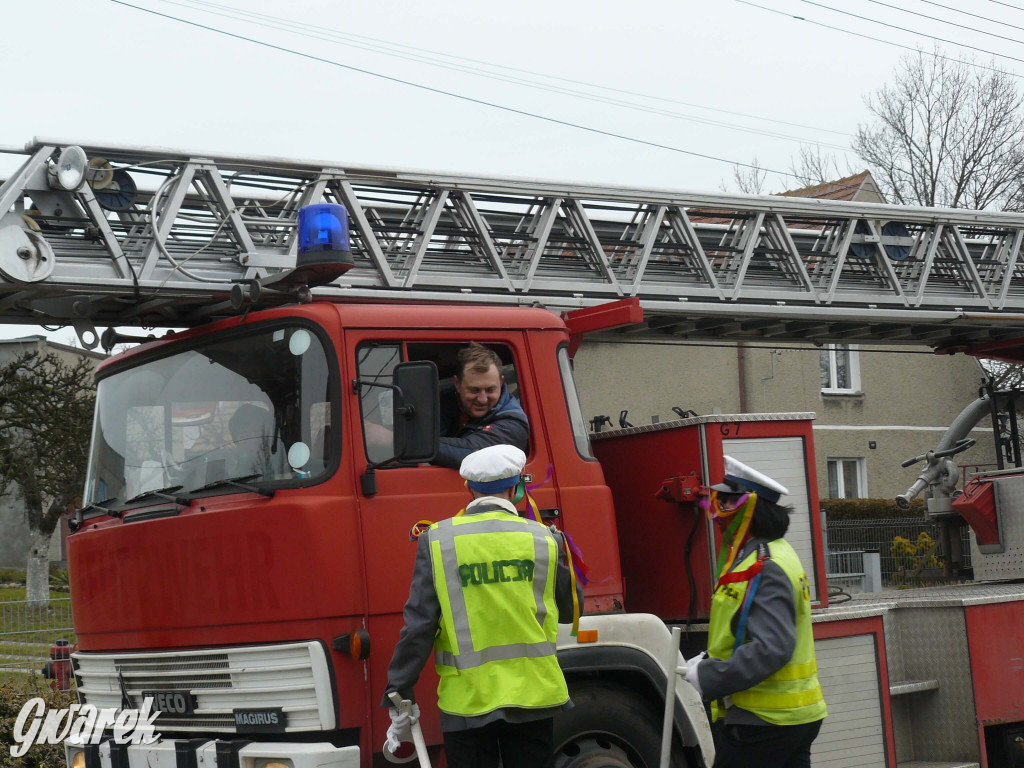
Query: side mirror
392 361 439 464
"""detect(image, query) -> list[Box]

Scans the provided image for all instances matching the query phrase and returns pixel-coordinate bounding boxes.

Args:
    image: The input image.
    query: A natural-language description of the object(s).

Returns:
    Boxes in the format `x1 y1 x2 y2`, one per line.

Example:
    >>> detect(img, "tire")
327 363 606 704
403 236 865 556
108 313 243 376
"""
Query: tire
553 679 690 768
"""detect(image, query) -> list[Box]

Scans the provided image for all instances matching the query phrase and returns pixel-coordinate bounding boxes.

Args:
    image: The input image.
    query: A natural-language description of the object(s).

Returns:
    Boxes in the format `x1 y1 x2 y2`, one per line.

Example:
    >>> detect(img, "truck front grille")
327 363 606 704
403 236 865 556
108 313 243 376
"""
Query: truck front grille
74 641 335 733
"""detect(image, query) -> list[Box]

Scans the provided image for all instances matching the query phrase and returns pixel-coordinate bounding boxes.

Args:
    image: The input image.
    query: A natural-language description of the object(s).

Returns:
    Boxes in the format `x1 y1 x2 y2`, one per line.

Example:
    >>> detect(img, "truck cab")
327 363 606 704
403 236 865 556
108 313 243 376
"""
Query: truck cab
68 300 707 767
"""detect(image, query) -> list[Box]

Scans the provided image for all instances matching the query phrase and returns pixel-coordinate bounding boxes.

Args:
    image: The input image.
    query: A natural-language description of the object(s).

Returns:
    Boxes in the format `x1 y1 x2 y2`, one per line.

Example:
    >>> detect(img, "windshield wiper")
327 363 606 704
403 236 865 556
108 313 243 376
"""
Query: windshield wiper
69 497 121 532
124 485 193 507
192 474 275 498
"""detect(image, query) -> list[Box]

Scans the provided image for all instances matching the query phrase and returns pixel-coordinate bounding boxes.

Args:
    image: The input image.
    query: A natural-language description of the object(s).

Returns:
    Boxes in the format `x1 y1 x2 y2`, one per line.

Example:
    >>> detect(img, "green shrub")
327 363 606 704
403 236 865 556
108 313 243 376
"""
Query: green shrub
820 497 925 520
891 531 944 584
0 569 25 586
49 569 69 592
0 677 75 767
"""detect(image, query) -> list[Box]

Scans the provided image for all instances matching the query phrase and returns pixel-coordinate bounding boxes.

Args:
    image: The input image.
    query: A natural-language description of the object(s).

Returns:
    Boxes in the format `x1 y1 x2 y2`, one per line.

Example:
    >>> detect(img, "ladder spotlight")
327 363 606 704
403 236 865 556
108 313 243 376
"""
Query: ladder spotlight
46 145 88 191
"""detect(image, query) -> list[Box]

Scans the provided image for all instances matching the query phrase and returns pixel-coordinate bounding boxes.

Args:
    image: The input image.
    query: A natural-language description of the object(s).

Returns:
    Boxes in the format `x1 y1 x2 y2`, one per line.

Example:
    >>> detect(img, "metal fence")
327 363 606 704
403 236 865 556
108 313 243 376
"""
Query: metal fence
0 597 74 679
824 517 973 586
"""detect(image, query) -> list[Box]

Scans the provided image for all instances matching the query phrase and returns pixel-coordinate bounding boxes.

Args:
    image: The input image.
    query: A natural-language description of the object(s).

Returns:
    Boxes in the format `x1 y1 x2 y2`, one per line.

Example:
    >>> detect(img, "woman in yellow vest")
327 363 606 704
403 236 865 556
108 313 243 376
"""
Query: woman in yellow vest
685 456 827 768
382 444 582 768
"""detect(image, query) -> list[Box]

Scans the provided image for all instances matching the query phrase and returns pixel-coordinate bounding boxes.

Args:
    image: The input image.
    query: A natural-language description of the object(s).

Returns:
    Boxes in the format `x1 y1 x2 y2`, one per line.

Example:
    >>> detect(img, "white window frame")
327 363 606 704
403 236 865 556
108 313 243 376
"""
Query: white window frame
820 343 861 394
827 457 868 498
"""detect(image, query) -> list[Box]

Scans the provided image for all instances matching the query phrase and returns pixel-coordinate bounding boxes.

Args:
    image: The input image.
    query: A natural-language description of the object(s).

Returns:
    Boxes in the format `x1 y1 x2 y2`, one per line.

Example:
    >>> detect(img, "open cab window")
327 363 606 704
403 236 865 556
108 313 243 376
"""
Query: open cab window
356 341 523 466
85 323 337 507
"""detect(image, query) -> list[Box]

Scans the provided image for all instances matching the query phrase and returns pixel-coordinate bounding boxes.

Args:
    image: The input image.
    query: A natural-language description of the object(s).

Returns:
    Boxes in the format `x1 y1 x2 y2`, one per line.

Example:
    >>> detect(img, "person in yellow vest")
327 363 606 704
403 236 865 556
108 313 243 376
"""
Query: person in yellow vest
382 443 582 768
685 456 827 768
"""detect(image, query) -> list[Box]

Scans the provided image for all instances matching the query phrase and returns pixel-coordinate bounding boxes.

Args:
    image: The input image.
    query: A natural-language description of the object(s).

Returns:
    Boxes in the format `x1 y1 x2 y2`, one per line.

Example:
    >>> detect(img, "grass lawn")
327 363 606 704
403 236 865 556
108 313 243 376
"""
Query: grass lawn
0 587 67 601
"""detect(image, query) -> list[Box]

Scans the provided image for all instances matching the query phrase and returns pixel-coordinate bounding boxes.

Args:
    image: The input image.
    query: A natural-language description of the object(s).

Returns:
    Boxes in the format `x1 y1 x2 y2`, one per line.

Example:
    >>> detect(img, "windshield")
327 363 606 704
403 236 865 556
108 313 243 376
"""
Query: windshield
85 323 335 506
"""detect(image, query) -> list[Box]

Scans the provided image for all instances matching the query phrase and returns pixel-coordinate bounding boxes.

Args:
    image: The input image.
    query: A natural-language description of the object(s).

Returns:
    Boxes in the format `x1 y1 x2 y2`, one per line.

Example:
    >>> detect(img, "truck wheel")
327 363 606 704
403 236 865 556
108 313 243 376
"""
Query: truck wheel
553 680 689 768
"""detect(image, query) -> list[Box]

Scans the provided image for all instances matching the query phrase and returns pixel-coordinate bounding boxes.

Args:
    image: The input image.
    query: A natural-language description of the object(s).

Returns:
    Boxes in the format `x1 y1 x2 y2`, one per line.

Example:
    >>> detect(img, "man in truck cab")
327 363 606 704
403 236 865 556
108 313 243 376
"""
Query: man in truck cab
685 456 827 768
433 343 529 468
382 444 580 768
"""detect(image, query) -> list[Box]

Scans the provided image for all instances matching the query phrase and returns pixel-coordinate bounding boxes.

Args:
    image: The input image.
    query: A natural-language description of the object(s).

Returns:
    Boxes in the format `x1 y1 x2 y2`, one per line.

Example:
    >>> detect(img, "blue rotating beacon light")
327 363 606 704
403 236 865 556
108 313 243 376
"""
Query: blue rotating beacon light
294 203 355 284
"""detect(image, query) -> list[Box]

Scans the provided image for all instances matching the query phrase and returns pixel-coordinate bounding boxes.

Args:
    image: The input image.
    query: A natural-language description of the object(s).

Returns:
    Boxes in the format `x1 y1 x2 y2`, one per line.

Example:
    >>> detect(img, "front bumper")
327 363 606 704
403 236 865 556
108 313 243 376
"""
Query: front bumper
65 738 360 768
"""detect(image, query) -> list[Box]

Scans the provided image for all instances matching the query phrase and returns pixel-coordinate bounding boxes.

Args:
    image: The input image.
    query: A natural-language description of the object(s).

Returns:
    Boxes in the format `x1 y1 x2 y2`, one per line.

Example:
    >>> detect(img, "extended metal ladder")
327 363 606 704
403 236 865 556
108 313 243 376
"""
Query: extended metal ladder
4 138 1024 348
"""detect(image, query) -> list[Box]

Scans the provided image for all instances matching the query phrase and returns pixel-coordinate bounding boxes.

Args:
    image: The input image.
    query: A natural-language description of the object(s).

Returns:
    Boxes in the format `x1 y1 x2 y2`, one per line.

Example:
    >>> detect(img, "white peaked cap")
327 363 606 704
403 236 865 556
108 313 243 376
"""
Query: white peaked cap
711 455 789 504
460 444 527 493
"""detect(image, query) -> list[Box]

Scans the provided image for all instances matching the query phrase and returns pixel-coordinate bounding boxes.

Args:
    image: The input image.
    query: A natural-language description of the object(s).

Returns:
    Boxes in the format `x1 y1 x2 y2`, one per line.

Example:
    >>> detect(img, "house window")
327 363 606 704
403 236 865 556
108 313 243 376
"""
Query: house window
827 457 866 498
820 344 860 393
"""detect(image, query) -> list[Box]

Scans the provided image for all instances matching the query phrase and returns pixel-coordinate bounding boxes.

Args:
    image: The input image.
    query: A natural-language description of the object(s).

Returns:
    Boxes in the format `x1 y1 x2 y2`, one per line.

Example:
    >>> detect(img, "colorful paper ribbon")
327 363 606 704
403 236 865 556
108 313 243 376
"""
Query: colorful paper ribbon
707 490 758 584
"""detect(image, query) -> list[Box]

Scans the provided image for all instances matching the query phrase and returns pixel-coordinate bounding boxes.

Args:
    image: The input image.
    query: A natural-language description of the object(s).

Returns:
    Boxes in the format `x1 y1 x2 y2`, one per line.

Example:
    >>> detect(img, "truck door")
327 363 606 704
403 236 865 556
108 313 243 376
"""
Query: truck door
344 330 556 744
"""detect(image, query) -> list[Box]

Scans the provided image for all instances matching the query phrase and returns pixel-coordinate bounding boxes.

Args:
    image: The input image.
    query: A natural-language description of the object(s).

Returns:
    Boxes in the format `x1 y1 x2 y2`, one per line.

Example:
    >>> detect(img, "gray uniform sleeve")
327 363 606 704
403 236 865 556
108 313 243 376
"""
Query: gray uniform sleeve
381 535 441 706
697 559 796 702
552 530 584 624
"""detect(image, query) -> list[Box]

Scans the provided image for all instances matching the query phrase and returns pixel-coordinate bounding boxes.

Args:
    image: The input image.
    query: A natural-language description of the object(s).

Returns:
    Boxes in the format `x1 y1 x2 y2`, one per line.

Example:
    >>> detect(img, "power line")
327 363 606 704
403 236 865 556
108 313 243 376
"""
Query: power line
148 0 851 151
986 0 1024 13
171 0 852 140
108 0 804 177
914 0 1024 36
864 0 1024 48
737 0 1024 79
795 0 1024 67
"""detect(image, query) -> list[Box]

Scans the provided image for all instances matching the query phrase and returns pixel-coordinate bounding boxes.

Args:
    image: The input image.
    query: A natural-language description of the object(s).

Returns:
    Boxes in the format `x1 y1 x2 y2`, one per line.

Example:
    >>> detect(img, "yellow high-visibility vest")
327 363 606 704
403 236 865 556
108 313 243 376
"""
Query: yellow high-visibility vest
708 538 827 725
427 509 569 716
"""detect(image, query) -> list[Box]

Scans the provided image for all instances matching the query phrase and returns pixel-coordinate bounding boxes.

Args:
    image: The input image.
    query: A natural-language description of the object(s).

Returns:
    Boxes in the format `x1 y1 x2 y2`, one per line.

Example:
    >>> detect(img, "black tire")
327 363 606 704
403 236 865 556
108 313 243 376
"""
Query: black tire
553 679 690 768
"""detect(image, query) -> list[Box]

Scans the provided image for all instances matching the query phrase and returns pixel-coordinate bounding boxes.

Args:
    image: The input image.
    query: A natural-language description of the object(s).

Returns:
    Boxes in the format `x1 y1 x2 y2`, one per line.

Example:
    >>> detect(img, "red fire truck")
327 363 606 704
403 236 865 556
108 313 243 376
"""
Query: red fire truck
3 140 1024 767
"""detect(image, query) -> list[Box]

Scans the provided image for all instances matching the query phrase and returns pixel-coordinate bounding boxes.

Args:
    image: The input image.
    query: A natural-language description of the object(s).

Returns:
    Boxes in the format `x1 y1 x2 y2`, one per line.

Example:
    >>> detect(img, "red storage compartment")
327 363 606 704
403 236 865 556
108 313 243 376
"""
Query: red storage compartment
592 413 825 620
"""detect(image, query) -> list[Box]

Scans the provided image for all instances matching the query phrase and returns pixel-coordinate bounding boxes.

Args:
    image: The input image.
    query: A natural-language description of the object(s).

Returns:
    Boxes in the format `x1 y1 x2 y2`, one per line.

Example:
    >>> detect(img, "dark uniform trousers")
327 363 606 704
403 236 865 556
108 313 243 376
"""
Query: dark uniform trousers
443 717 555 768
712 719 822 768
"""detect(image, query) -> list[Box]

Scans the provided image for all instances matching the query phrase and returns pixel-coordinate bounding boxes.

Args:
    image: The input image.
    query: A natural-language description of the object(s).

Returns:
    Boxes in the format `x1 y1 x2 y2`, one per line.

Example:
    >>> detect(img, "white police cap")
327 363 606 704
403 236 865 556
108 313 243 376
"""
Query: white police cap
460 444 527 494
711 455 789 504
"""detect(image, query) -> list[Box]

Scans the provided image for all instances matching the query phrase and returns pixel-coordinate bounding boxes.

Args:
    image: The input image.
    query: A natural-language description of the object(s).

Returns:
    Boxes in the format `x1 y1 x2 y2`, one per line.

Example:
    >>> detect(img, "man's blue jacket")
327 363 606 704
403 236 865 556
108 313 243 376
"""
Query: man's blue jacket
434 385 529 468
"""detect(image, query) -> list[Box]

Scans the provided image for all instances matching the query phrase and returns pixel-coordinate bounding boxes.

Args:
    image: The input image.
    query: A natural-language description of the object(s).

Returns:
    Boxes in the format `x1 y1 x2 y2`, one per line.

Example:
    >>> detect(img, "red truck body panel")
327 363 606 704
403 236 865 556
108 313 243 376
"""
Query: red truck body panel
968 601 1024 725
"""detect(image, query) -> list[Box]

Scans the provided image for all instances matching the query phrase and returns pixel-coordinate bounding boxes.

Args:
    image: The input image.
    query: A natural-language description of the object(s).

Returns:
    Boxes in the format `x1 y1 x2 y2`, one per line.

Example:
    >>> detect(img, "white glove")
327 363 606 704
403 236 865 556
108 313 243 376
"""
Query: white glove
684 652 706 697
385 703 420 753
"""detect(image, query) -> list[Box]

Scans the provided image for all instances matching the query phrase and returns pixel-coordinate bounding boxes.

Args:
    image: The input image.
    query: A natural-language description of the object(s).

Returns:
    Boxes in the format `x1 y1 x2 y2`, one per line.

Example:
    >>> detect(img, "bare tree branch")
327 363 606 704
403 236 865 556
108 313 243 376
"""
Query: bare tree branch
788 145 855 188
727 158 768 195
853 48 1024 210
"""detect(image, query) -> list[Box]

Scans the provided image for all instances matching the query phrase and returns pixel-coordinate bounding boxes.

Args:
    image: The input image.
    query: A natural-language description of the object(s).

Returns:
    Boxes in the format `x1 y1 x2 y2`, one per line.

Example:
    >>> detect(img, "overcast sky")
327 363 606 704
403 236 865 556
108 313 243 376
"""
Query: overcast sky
3 0 1023 344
